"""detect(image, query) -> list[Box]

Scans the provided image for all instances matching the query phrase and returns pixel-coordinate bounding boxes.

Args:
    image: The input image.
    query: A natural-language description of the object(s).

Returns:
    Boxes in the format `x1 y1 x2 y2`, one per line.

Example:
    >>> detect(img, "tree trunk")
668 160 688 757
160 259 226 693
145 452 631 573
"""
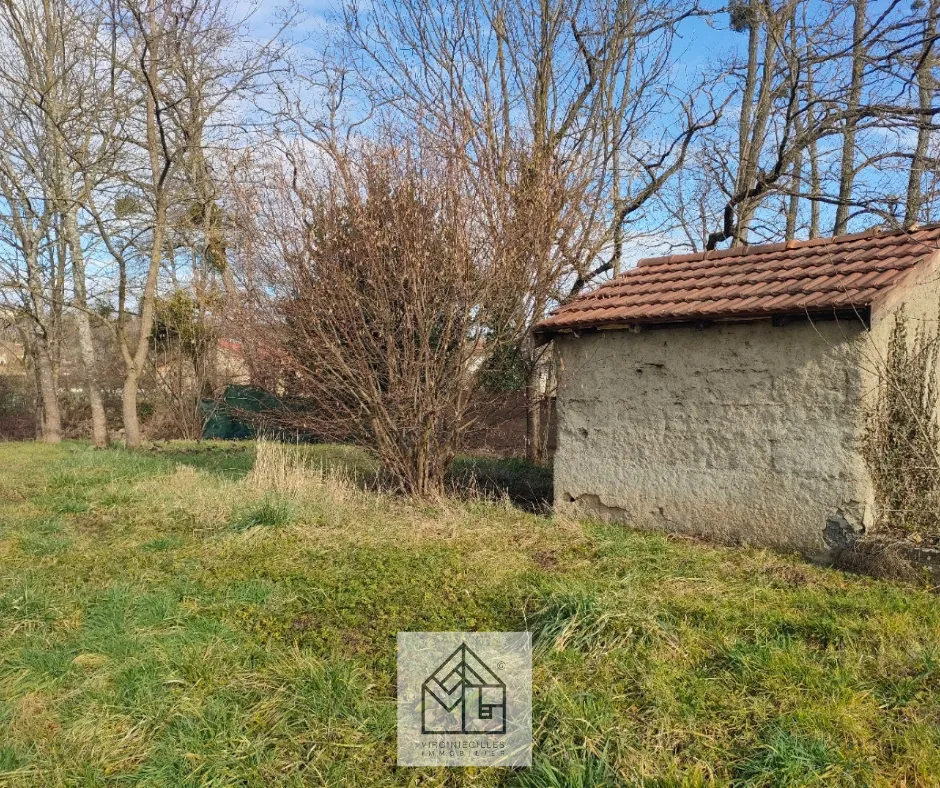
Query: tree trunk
34 335 62 443
734 9 777 247
119 16 167 450
23 239 61 443
122 369 142 448
808 143 821 237
610 88 624 276
784 11 802 241
65 209 109 447
733 11 761 247
537 354 556 461
525 360 543 464
786 148 802 239
904 0 938 228
805 33 821 238
833 0 867 236
76 313 109 448
30 350 44 440
121 201 163 448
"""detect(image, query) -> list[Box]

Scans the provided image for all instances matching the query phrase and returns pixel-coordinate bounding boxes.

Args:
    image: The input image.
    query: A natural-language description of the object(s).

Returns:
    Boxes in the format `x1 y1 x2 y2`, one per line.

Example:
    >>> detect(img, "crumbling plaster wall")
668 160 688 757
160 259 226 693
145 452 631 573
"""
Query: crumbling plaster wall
553 318 874 558
857 255 940 522
862 255 940 431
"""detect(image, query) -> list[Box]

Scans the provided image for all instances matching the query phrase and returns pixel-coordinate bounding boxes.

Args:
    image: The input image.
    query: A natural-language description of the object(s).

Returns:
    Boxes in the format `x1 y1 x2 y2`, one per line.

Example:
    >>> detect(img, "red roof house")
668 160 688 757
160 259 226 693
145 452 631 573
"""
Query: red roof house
535 226 940 559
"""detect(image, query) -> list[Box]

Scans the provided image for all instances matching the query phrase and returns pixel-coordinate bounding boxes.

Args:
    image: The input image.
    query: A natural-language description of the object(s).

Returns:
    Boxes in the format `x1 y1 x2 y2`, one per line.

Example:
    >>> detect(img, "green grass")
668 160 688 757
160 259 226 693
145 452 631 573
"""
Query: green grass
0 441 939 786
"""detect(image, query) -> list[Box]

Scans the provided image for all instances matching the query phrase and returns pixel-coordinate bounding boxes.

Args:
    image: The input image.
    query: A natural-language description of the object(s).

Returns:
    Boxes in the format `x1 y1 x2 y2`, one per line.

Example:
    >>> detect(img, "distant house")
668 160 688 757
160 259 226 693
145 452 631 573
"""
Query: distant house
0 341 25 376
216 339 251 386
534 226 940 560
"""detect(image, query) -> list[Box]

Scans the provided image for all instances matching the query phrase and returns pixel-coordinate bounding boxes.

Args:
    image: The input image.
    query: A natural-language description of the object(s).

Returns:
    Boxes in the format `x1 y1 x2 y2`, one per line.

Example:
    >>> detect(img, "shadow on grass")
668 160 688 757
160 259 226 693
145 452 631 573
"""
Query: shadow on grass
447 456 553 513
144 441 255 480
150 441 553 513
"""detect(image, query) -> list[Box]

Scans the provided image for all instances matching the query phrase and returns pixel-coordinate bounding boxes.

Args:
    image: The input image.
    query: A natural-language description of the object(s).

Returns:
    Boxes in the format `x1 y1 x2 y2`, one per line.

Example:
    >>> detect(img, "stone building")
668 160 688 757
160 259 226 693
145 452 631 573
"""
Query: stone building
534 226 940 559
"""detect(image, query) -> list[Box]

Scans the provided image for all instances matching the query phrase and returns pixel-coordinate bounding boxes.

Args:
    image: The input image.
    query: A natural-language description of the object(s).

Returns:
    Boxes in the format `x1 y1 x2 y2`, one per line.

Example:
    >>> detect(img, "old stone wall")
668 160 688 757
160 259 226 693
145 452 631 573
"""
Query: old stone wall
553 318 874 558
862 257 940 428
857 256 940 523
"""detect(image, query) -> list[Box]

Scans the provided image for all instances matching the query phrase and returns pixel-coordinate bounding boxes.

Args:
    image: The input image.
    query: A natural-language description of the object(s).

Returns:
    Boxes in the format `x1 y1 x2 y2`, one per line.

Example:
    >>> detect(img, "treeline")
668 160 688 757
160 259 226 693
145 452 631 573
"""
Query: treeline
0 0 936 492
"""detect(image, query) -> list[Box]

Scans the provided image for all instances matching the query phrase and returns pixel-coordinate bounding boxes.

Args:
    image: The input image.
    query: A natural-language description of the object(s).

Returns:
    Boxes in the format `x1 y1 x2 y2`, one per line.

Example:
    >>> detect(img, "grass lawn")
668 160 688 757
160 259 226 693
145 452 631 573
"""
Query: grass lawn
1 441 939 786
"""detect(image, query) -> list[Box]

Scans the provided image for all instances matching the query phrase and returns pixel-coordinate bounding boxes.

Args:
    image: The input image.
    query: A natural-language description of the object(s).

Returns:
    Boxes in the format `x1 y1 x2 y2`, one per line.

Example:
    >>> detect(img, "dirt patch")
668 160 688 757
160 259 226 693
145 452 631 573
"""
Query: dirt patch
760 563 813 588
12 692 60 741
533 548 560 570
337 628 372 657
290 613 316 633
72 652 110 670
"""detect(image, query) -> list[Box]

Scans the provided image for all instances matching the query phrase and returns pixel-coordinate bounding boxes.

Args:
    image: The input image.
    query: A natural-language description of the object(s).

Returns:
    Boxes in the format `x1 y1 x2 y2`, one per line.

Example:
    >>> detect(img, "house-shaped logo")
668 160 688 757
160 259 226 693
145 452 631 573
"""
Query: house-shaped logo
421 642 507 734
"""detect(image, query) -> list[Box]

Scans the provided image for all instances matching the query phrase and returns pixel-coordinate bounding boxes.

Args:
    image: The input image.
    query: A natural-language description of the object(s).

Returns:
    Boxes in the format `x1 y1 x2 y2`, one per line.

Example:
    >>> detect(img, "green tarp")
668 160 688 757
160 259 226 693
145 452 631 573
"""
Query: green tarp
201 385 282 440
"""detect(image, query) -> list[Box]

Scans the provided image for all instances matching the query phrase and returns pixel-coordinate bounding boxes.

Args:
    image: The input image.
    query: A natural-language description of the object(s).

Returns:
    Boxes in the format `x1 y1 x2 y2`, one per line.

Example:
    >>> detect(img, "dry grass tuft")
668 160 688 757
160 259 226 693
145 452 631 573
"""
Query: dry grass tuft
832 538 922 583
138 464 234 532
245 437 353 503
9 692 60 743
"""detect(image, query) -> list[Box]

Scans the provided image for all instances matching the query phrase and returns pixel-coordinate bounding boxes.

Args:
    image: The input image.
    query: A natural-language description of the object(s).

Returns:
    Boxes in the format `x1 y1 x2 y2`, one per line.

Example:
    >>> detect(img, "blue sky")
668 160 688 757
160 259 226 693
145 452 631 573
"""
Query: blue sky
237 0 920 265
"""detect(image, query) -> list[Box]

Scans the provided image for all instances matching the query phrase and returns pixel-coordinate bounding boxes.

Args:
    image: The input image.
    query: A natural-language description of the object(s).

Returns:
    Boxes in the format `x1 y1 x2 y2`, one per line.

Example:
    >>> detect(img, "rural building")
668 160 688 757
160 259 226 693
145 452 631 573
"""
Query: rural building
534 226 940 560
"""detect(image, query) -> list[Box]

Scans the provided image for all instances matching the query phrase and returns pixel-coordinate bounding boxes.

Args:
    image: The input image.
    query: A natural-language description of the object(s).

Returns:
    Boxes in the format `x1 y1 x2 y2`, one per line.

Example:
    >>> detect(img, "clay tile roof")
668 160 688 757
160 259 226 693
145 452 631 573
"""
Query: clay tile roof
534 225 940 336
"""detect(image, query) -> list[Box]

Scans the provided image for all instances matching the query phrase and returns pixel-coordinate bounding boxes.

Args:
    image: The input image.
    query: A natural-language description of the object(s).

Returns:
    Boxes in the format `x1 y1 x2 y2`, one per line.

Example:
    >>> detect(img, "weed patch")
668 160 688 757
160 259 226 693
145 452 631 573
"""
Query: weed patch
229 497 294 532
1 441 940 785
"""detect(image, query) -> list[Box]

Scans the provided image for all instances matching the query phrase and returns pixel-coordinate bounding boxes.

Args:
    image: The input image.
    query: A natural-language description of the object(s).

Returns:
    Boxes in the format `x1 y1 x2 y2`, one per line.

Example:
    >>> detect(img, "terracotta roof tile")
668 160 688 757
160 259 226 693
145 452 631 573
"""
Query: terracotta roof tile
534 226 940 334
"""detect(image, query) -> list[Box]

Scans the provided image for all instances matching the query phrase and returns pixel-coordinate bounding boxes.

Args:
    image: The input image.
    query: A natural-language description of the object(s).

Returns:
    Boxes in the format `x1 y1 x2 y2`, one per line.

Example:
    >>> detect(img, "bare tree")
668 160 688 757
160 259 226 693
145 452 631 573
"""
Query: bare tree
804 10 823 239
697 0 936 249
85 0 287 447
339 0 720 461
728 0 782 245
107 0 188 448
0 0 67 443
234 141 526 494
833 0 868 236
904 0 938 228
48 0 113 446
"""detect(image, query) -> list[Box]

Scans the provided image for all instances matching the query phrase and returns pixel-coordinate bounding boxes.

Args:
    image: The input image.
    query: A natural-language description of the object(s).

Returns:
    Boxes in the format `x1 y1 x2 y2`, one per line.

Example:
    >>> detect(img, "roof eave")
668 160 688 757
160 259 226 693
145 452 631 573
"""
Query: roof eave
532 306 874 343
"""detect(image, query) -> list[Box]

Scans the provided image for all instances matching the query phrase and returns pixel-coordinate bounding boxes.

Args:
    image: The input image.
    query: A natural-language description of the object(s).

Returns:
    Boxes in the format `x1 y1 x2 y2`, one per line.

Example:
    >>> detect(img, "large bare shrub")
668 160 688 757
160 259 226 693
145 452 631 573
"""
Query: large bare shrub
862 307 940 537
238 145 524 496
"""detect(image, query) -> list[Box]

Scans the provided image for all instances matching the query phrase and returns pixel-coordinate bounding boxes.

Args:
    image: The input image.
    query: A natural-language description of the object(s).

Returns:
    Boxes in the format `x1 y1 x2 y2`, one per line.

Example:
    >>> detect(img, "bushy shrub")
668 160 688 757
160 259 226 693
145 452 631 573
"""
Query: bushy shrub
0 375 36 440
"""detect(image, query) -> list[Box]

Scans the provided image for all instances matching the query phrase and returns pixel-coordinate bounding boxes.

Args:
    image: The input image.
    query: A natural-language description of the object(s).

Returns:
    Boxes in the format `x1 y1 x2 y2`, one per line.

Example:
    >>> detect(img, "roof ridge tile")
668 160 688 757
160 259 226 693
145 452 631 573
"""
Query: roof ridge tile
536 227 940 334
